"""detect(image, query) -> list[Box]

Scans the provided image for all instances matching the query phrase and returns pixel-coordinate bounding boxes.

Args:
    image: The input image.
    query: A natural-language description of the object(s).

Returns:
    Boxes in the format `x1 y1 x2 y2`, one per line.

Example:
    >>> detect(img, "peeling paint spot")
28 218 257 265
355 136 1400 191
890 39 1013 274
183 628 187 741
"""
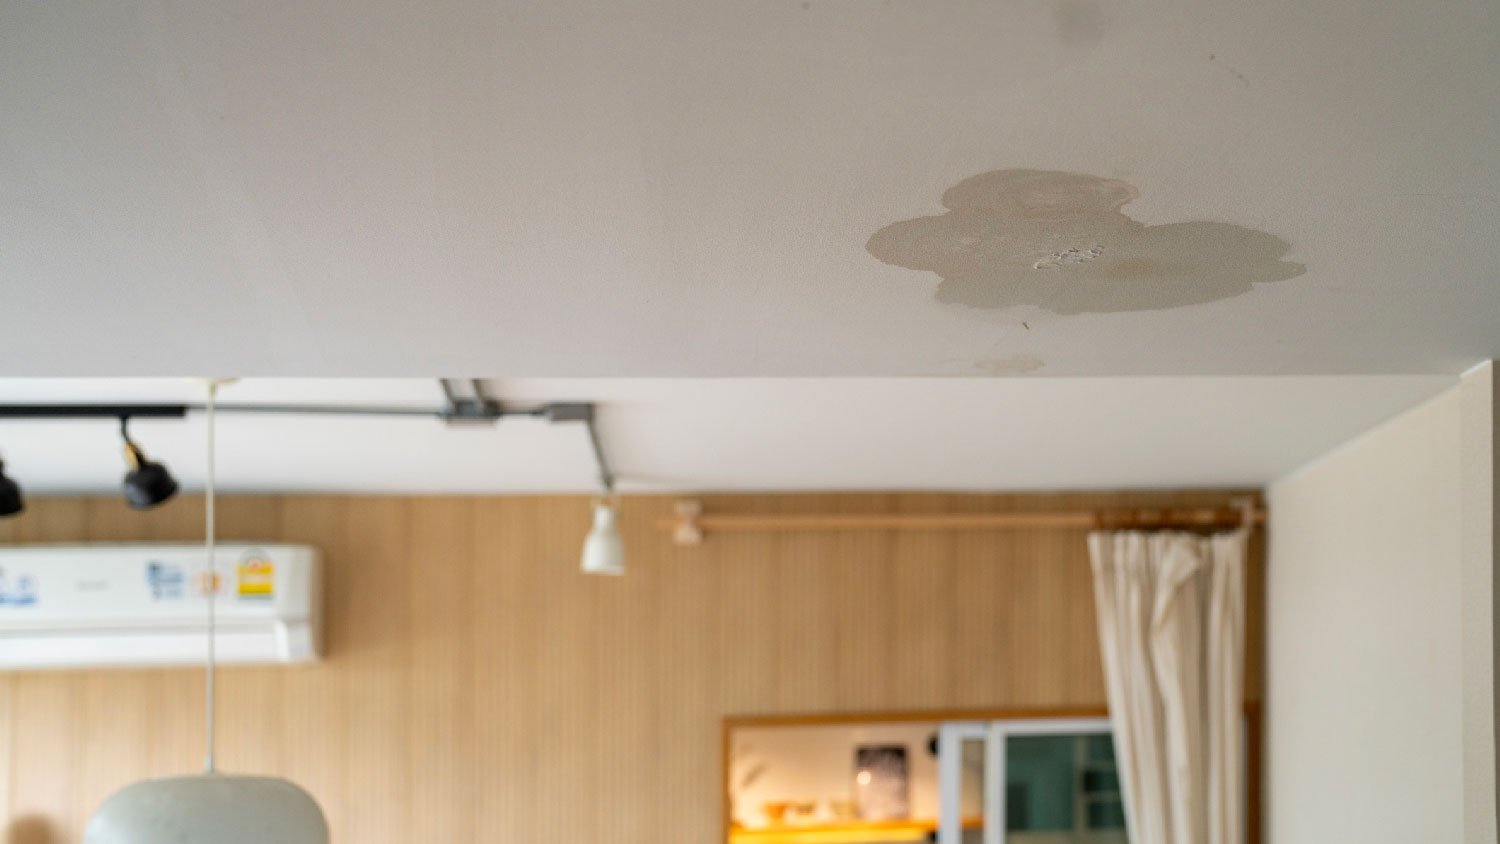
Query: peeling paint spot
973 354 1045 375
866 169 1305 314
1034 244 1104 269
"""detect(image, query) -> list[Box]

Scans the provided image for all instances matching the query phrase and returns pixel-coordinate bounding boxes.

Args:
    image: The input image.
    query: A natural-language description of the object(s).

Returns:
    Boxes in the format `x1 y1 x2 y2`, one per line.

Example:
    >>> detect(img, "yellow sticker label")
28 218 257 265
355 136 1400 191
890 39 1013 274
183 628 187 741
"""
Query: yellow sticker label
236 555 275 599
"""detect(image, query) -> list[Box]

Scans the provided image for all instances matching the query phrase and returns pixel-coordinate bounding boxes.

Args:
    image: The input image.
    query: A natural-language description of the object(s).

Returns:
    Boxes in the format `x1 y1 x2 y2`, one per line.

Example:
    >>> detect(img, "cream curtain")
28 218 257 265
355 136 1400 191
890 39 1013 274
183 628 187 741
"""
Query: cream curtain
1088 530 1246 844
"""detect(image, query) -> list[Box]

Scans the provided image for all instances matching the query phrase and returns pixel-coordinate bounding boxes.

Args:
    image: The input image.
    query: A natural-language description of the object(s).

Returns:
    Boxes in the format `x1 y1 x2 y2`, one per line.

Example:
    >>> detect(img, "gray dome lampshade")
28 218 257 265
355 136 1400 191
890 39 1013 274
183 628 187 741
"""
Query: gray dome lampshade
84 773 328 844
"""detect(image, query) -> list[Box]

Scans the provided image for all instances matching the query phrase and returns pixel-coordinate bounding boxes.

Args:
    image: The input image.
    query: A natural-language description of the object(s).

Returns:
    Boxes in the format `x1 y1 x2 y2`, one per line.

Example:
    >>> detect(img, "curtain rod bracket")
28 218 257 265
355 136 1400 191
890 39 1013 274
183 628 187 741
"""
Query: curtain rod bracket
1231 496 1258 533
672 500 703 546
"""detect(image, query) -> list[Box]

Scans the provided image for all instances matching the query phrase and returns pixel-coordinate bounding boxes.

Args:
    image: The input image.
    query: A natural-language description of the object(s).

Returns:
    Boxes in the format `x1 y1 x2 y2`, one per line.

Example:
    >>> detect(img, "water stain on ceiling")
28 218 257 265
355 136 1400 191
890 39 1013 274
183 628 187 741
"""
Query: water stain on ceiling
866 170 1305 314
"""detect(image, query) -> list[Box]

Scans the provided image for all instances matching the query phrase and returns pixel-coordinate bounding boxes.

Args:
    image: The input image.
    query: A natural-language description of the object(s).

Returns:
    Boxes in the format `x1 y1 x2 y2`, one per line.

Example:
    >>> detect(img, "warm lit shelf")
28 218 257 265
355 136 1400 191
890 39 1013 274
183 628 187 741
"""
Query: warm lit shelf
730 818 981 844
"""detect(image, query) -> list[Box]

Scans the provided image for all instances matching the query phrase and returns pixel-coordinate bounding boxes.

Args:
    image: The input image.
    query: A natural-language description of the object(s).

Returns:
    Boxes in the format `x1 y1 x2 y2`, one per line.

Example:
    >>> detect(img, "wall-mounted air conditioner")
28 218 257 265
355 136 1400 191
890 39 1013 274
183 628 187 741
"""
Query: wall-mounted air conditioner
0 544 321 670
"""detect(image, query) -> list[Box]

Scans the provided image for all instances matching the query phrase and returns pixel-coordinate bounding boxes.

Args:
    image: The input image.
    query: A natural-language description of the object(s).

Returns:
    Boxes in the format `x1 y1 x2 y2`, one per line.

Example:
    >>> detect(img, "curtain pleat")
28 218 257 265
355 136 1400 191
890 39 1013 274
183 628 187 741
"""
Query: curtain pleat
1089 530 1246 844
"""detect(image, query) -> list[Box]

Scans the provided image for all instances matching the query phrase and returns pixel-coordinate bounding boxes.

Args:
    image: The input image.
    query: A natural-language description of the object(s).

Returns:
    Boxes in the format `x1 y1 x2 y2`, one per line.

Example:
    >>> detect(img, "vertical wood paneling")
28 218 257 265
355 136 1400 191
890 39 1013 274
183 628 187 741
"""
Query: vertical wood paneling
656 498 722 844
832 495 894 709
274 496 348 835
0 666 10 831
1025 493 1069 705
952 511 1001 708
407 498 475 844
10 676 76 841
0 491 1262 843
8 500 86 843
340 498 411 843
889 494 954 711
534 498 597 844
774 525 838 712
597 497 659 844
716 495 779 715
472 497 543 843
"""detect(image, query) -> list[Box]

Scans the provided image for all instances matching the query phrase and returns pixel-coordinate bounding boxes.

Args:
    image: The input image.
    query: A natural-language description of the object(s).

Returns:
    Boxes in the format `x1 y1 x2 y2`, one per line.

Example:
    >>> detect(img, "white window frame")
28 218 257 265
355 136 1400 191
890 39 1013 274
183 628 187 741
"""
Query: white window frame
937 717 1114 844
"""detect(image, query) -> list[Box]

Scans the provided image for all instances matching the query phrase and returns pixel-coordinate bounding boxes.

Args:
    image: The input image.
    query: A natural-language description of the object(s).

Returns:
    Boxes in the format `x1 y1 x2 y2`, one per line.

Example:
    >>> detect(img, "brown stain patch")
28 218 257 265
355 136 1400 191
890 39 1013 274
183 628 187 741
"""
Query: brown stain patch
866 170 1305 314
1103 257 1156 279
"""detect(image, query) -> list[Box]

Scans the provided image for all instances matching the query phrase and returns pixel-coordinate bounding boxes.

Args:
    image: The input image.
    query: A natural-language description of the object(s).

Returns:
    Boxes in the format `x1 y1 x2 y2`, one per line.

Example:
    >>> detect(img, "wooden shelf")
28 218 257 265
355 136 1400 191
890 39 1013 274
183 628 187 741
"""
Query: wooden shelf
730 818 980 844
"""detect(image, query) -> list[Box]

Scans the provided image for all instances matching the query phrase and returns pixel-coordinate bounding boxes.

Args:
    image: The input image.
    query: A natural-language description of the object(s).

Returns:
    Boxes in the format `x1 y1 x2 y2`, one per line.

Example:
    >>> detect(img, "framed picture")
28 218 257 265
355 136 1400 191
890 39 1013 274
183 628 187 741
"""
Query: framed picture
854 744 909 821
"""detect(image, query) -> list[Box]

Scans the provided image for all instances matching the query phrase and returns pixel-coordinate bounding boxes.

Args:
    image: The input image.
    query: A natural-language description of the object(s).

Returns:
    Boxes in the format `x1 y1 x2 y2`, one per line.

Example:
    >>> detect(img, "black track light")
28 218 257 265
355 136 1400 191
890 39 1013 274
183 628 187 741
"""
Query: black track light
0 456 22 518
120 419 178 510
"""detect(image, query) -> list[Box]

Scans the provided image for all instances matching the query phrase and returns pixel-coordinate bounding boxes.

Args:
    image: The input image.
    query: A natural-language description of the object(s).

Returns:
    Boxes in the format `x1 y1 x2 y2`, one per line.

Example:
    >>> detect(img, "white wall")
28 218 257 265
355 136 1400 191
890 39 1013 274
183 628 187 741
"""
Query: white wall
1462 365 1499 841
1267 363 1496 843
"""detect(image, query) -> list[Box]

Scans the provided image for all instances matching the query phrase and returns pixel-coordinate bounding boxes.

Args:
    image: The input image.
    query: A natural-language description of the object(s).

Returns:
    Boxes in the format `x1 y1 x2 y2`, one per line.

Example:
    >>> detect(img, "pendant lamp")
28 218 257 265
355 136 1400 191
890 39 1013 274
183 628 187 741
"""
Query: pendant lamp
85 380 329 844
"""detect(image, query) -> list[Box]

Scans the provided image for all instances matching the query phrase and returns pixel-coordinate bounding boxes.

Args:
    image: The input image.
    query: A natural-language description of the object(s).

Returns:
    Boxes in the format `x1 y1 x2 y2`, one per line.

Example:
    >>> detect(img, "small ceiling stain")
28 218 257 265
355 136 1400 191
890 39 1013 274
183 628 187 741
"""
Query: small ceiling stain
1208 54 1250 87
973 354 1045 375
866 169 1305 314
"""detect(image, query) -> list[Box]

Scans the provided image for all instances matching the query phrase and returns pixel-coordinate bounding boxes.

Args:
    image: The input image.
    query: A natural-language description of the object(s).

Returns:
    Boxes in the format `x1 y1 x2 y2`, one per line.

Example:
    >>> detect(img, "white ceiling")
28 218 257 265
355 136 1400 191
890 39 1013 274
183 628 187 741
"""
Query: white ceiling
0 377 1452 494
1 0 1496 376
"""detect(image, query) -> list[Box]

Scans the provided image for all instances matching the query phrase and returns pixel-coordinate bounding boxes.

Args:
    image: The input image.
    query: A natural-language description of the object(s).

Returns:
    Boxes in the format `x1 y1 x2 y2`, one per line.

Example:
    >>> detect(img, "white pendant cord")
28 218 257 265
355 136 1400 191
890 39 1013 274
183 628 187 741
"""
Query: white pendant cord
204 379 218 773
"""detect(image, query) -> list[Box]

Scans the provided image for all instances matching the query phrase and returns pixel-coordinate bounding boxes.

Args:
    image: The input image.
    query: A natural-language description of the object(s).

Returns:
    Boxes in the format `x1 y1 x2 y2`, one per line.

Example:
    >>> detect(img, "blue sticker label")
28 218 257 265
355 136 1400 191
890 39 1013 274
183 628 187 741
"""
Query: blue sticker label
0 568 38 607
146 561 186 601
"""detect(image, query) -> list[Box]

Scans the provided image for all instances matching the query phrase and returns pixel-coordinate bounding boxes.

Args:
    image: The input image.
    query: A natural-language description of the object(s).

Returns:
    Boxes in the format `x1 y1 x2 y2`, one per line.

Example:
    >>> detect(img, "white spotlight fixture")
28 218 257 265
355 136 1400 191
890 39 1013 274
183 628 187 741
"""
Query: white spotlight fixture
84 380 330 844
581 499 625 575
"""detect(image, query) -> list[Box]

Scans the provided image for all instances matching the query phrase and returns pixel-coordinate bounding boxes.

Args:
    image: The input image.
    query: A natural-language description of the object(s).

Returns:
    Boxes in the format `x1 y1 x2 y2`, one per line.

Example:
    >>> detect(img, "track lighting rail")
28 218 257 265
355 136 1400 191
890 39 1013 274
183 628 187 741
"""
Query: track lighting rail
0 401 612 484
0 404 191 419
0 381 617 516
0 400 597 422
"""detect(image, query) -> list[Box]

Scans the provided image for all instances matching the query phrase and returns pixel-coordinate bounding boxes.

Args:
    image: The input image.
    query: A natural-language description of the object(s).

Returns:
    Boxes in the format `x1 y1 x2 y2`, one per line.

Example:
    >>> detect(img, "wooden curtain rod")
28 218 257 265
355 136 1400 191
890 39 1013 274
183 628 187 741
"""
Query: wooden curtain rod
659 499 1263 545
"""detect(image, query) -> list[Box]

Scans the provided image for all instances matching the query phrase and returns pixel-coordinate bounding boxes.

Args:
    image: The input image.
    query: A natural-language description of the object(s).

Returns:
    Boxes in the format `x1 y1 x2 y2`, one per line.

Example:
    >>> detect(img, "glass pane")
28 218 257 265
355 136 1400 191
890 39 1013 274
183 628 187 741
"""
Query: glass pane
1004 733 1127 844
958 737 985 844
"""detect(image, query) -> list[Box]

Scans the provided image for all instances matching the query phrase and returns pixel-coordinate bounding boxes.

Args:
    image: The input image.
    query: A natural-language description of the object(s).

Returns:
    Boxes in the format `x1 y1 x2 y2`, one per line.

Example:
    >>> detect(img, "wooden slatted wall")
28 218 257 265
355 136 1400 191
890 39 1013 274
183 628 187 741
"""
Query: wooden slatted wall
0 491 1262 843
